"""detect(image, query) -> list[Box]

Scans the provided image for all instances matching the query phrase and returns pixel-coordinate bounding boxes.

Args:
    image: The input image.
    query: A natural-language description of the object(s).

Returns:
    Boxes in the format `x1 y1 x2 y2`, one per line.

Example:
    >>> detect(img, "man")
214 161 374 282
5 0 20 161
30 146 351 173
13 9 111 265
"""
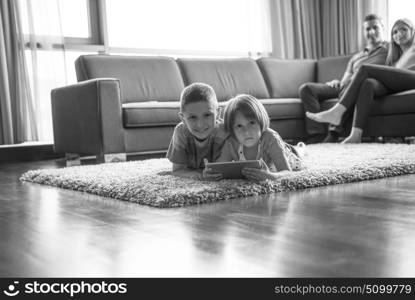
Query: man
298 14 388 143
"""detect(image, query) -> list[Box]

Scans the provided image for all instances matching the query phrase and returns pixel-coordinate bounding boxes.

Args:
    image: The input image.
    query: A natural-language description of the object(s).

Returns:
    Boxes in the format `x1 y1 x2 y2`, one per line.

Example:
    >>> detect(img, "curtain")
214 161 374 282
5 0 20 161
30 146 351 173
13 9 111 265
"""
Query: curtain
320 0 388 57
270 0 322 59
19 0 67 142
0 0 38 144
270 0 388 59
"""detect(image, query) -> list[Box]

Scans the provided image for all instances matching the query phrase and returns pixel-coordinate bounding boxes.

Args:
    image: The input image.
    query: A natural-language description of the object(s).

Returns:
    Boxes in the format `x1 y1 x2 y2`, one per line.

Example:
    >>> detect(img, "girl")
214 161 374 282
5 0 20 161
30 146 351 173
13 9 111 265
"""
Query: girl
306 18 415 143
216 94 305 181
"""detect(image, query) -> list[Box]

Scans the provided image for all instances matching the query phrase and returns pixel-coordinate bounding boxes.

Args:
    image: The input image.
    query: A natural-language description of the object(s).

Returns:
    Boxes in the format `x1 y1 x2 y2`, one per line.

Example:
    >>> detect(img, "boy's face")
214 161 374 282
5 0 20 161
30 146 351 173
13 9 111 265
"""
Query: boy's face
180 100 219 140
233 111 262 148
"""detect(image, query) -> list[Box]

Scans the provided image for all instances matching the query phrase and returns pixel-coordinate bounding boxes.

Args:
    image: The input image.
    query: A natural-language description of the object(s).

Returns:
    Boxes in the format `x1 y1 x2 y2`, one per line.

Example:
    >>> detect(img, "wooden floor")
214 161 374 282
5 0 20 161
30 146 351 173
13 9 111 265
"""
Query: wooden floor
1 158 415 277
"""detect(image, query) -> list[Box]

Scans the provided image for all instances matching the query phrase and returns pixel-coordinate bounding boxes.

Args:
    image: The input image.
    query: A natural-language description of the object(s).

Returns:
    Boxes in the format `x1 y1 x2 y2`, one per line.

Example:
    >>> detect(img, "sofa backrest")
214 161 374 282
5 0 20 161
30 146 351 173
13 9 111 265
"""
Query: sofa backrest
75 55 185 103
177 58 270 102
257 58 316 98
317 55 351 83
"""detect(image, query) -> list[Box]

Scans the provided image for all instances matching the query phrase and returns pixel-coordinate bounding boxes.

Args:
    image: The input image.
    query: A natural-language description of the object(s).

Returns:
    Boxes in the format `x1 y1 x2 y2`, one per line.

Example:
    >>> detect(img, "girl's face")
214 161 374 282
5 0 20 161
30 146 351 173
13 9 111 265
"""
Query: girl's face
180 101 218 140
232 111 262 148
392 23 413 47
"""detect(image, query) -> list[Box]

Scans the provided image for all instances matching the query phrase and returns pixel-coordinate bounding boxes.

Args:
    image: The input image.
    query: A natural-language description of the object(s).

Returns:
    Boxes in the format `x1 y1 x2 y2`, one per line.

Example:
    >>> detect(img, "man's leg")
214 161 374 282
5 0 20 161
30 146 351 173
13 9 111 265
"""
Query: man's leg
299 83 339 142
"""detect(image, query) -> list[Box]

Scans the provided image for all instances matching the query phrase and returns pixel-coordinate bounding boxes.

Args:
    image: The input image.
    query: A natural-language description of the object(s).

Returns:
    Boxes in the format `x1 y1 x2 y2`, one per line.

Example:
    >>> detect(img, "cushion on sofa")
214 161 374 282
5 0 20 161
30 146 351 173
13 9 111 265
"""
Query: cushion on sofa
75 55 185 103
257 58 316 98
372 90 415 115
177 58 269 102
260 98 305 120
317 55 351 83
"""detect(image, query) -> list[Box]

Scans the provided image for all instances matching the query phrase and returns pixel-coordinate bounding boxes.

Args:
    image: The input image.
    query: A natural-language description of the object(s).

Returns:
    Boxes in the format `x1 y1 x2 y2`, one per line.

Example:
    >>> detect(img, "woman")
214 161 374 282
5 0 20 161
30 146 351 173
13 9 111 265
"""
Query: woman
306 18 415 143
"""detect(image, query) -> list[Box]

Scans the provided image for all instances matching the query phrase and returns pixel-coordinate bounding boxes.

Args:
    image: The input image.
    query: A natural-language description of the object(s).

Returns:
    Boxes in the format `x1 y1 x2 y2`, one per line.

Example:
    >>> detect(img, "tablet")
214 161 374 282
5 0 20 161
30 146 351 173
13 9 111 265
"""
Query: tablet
206 160 261 179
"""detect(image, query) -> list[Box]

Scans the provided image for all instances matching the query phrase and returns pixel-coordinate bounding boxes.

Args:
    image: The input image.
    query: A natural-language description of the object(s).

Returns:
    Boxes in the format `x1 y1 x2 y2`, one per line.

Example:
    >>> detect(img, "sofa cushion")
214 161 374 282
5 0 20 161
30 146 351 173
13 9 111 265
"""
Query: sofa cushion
372 90 415 115
260 98 305 119
177 58 269 102
75 55 185 103
257 58 316 98
123 101 229 128
317 55 351 83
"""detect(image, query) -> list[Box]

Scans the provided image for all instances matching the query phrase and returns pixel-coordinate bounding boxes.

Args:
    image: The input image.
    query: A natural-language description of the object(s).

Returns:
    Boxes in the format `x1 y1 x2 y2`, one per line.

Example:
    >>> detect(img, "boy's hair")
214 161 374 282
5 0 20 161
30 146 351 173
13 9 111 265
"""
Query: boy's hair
363 13 383 24
224 94 270 135
180 82 217 112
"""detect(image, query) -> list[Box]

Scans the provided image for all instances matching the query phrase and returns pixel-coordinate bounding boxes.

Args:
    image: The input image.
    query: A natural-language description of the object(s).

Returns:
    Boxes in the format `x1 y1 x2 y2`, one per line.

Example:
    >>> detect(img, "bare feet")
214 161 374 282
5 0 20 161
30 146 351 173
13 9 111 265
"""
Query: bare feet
341 127 363 144
305 104 346 126
306 110 342 126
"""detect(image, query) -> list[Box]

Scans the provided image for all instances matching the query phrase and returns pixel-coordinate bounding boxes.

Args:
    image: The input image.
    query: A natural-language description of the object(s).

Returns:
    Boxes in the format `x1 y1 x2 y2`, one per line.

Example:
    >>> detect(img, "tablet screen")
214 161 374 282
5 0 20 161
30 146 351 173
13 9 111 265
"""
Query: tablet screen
206 160 261 179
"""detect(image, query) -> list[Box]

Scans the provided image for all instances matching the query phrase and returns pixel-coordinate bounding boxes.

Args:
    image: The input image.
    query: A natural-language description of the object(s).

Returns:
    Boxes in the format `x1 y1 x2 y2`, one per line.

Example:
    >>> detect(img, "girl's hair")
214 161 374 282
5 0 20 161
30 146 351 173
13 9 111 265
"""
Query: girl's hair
386 18 415 66
224 94 270 135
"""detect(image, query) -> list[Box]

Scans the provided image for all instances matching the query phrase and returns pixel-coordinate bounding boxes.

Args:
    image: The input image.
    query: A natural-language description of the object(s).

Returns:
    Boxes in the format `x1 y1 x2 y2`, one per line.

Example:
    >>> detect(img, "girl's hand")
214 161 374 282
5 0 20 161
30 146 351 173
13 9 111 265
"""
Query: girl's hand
202 159 223 181
242 167 275 181
242 159 271 181
242 160 288 181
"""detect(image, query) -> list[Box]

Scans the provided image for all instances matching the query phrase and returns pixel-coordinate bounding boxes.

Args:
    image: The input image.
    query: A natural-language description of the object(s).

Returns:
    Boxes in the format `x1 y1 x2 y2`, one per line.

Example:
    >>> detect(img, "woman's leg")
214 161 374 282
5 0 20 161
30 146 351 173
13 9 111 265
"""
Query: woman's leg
306 64 415 125
342 78 389 143
305 66 373 125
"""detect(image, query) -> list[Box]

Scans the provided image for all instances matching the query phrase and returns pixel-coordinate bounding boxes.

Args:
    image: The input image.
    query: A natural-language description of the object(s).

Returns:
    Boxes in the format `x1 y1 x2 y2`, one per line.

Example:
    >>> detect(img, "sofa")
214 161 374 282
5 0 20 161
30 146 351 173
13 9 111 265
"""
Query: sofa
51 54 415 161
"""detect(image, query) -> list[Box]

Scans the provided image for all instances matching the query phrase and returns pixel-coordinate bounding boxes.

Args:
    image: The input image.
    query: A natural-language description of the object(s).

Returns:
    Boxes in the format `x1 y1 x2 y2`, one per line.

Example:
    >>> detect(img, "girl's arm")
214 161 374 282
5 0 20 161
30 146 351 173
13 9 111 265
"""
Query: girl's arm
242 160 291 181
263 131 292 172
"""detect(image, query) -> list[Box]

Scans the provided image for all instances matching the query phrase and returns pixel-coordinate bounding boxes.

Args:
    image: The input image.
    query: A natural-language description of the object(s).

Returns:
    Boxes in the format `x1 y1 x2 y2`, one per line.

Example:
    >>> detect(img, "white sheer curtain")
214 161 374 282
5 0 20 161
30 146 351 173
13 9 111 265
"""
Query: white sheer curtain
19 0 68 142
269 0 388 59
0 0 37 144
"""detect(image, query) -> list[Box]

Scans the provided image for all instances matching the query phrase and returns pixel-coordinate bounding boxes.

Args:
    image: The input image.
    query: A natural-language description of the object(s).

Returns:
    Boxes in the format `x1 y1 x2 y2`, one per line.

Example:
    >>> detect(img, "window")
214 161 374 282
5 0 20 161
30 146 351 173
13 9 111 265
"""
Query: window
105 0 271 56
17 0 271 142
18 0 99 142
387 0 415 33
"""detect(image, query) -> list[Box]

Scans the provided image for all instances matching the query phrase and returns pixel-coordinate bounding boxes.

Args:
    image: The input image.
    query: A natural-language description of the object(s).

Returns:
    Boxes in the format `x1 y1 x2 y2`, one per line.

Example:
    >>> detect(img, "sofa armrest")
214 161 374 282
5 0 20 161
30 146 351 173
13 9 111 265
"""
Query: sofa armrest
51 78 126 156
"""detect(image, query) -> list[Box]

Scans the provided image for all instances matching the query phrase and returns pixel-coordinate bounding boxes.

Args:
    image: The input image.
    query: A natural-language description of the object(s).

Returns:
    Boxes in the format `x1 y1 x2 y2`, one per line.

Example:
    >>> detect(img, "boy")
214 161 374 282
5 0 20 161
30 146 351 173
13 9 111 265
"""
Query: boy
167 83 227 180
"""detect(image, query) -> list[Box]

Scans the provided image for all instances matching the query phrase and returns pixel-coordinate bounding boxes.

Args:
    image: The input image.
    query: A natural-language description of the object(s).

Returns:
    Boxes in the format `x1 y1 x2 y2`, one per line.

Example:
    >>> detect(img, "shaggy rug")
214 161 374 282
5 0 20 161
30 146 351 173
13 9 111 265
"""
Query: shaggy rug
20 144 415 208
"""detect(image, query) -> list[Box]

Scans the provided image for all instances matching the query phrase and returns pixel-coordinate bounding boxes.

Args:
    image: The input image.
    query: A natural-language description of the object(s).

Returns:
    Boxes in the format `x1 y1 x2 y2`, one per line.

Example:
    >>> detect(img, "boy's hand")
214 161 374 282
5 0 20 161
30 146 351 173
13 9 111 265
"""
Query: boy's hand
202 159 223 181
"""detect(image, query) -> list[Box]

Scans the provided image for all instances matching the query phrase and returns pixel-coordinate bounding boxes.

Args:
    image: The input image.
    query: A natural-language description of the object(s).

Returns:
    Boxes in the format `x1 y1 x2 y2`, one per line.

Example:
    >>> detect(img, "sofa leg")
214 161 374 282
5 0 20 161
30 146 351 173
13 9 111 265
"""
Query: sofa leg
96 153 127 164
65 153 81 167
